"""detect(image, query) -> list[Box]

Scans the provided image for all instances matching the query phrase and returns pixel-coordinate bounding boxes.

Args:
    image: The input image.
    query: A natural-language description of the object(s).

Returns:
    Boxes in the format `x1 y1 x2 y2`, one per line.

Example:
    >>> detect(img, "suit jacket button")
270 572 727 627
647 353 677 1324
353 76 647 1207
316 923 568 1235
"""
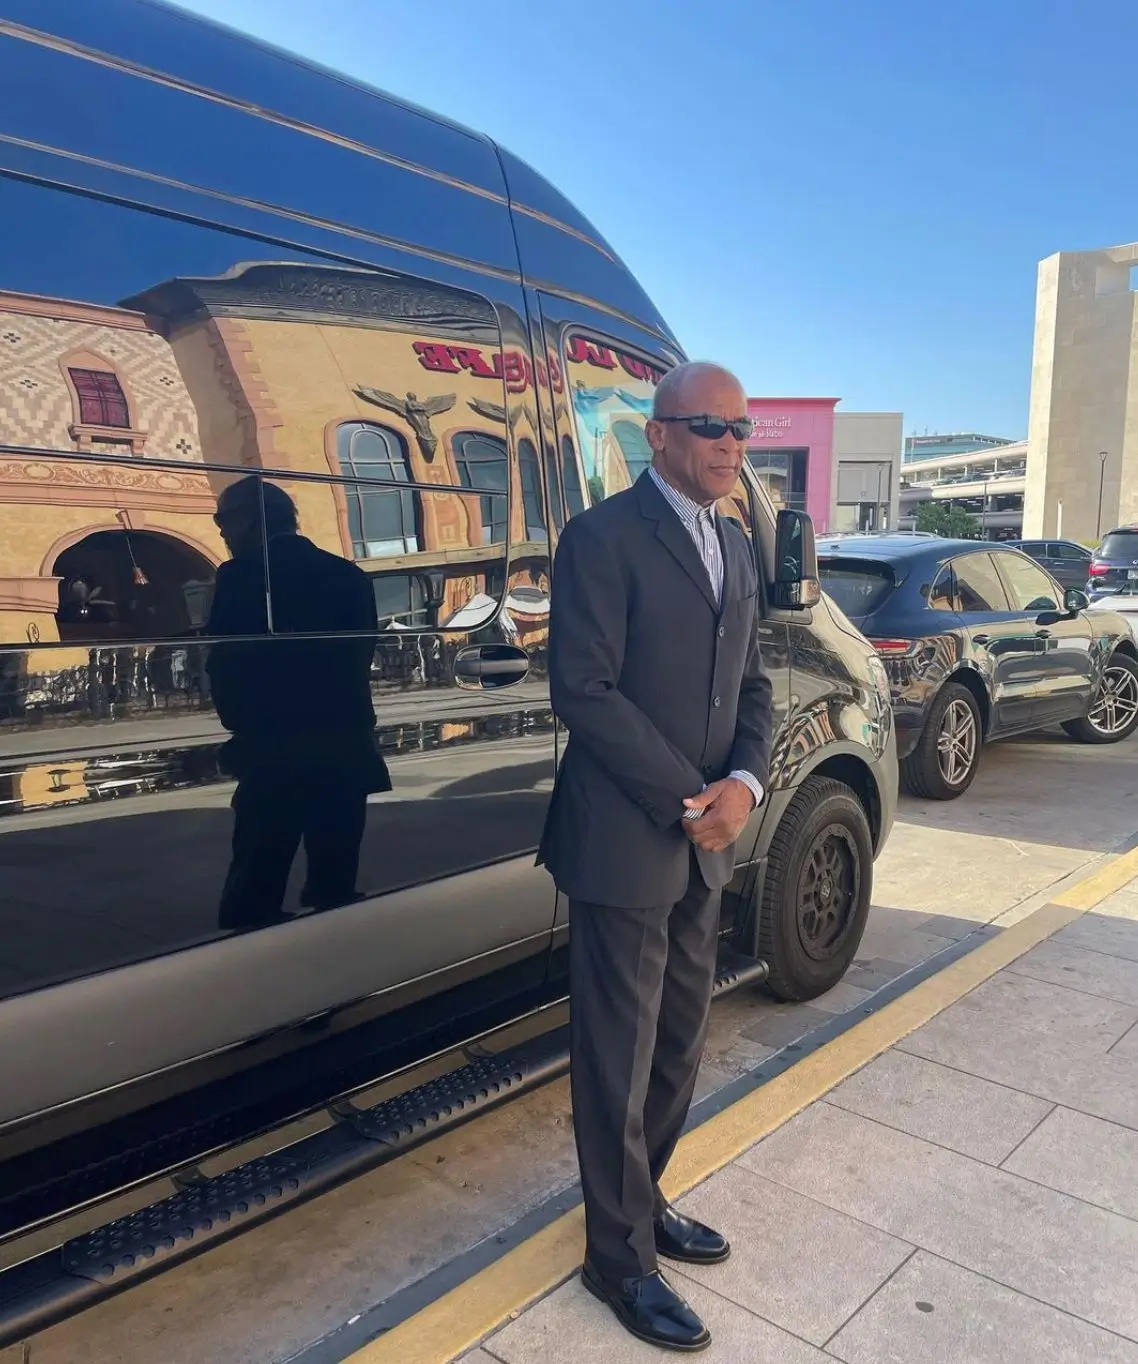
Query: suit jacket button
717 626 725 638
712 696 721 708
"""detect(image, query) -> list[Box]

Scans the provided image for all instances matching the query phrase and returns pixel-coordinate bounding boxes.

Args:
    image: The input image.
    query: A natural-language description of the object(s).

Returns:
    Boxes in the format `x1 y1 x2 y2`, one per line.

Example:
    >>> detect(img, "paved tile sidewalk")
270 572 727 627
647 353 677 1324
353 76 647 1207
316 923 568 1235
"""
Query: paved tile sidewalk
466 881 1138 1363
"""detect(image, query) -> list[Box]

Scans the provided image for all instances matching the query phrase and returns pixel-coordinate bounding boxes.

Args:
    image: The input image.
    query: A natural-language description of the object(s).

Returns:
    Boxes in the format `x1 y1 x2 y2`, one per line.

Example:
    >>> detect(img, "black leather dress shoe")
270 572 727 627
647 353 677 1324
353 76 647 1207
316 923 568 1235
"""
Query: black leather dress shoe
654 1204 731 1265
581 1263 711 1352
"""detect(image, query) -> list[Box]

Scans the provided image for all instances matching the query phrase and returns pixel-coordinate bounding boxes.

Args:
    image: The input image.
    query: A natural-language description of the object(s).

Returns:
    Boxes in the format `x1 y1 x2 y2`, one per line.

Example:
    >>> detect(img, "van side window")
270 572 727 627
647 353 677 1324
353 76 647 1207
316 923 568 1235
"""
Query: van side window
0 173 516 645
563 332 662 504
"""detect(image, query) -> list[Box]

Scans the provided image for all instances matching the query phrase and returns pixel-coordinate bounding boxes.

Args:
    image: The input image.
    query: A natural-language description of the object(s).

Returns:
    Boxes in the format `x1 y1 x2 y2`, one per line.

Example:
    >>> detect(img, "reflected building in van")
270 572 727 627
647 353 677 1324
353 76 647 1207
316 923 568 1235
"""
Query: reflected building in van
0 263 557 651
0 288 224 646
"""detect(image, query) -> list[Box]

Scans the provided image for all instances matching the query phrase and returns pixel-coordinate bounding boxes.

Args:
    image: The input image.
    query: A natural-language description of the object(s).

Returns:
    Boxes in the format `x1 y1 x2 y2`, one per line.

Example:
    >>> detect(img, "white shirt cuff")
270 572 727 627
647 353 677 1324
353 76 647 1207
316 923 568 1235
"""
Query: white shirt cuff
728 770 764 809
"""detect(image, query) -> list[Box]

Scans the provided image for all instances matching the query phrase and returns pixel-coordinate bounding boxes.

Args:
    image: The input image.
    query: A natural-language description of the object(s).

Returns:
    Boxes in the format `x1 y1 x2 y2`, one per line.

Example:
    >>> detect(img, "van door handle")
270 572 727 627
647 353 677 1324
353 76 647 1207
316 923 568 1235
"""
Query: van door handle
454 644 530 689
1035 629 1051 639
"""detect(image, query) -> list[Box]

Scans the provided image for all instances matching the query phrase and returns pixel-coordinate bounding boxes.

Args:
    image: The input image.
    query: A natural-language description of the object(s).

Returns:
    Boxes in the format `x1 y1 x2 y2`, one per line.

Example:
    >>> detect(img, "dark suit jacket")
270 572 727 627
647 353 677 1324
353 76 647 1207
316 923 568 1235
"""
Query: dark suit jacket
205 534 391 793
538 473 774 909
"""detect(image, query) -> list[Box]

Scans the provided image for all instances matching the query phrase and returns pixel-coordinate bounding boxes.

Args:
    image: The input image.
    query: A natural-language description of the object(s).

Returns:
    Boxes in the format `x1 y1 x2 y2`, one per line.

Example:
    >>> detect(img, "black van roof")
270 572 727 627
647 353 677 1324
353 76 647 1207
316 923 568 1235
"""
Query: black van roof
0 0 677 343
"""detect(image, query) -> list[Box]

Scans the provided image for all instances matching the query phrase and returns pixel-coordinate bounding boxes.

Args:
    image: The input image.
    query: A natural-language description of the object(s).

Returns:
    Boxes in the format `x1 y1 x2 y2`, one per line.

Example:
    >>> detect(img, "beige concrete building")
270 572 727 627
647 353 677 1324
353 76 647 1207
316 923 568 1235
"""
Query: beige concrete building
831 411 903 533
1025 241 1138 541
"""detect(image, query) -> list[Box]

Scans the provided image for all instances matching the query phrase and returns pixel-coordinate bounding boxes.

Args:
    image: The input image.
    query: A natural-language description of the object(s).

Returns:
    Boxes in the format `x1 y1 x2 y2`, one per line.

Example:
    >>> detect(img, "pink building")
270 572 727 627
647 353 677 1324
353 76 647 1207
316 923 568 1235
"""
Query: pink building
746 397 839 532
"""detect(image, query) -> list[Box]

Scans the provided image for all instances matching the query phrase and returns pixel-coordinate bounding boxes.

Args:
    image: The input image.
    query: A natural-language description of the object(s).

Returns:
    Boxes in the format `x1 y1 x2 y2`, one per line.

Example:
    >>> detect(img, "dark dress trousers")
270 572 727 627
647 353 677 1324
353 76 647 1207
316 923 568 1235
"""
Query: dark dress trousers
206 533 390 927
539 472 774 1282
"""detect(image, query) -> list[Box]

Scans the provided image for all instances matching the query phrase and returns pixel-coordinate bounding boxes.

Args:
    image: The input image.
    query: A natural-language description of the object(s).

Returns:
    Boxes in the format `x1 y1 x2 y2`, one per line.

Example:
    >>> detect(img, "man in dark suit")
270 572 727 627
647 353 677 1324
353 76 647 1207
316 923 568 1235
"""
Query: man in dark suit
540 362 773 1352
206 476 390 930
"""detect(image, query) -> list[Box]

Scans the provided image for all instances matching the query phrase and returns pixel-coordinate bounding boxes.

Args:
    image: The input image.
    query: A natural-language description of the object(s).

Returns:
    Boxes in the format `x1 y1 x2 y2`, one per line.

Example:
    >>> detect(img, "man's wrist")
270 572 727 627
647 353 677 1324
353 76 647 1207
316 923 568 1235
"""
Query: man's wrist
727 770 764 809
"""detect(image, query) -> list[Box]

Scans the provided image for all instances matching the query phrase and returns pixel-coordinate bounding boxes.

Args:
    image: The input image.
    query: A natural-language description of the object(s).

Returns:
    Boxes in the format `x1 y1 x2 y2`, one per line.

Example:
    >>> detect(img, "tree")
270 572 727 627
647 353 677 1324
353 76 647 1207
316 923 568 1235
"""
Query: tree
915 501 982 539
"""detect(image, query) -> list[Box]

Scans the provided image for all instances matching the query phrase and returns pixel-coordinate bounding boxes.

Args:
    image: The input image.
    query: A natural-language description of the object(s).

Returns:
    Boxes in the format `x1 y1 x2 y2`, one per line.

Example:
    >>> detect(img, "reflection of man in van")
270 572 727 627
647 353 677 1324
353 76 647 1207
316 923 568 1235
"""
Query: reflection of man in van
206 477 390 930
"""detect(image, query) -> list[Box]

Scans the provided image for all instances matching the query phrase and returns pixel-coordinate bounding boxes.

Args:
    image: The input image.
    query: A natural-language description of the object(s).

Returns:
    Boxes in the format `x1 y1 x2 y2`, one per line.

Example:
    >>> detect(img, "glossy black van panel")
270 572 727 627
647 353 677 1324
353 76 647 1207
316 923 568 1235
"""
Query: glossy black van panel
0 159 559 1138
1 0 506 193
0 36 518 277
497 151 674 341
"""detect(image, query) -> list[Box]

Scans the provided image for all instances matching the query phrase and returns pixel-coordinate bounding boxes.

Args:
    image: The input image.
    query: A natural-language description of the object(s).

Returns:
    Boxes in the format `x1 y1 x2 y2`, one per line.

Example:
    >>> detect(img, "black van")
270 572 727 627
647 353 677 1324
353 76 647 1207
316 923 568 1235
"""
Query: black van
0 0 896 1336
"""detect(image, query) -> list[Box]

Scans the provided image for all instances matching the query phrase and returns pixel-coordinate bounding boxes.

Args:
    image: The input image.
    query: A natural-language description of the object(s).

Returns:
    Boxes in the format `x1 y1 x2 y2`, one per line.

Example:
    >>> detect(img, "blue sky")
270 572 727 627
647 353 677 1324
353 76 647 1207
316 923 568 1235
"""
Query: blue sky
175 0 1138 439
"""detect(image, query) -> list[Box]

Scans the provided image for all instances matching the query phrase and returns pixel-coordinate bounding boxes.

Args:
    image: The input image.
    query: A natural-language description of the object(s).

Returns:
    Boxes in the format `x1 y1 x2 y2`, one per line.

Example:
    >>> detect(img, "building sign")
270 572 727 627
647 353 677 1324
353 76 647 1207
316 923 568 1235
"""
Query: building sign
411 338 664 395
750 415 794 440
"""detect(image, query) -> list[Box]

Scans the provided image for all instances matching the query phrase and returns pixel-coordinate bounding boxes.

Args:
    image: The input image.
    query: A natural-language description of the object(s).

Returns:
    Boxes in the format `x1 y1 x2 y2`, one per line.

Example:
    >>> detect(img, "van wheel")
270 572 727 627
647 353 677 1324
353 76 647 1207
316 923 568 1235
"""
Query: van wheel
758 776 873 1002
1061 653 1138 744
901 682 981 800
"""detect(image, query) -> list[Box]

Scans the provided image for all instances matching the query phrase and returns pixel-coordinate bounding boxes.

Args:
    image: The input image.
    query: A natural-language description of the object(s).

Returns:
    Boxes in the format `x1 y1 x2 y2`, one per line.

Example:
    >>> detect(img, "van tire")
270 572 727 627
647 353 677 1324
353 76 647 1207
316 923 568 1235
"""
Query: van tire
901 681 982 801
757 776 873 1002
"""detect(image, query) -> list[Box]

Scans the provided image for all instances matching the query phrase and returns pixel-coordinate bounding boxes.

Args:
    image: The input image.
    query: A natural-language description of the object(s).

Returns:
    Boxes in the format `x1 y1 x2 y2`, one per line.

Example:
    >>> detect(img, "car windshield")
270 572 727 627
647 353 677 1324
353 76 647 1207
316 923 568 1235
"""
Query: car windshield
818 558 896 620
1098 531 1138 559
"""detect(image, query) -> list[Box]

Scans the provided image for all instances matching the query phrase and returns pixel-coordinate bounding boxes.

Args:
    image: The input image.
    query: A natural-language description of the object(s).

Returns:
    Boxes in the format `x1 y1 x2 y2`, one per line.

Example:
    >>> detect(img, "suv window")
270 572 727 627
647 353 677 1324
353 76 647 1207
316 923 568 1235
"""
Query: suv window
951 553 1011 612
994 552 1060 613
1099 530 1138 559
928 567 955 611
1049 542 1089 561
1018 541 1046 556
817 558 895 619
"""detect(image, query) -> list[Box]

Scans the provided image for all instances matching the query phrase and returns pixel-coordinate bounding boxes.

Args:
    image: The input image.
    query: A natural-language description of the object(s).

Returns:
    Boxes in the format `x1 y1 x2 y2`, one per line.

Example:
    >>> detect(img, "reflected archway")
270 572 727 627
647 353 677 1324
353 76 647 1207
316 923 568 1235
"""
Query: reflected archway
53 530 216 642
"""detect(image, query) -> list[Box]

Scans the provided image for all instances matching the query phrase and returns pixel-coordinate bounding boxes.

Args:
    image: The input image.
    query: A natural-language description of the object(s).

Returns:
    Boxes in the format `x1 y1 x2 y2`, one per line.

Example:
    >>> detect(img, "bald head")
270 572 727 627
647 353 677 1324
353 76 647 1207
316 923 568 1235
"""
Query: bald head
645 361 750 507
215 475 298 558
652 361 745 420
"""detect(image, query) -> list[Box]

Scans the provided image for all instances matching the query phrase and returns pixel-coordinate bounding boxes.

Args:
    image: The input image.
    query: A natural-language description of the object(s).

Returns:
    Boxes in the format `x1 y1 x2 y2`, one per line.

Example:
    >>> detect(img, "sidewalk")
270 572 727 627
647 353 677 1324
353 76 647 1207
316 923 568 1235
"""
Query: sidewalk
440 862 1138 1363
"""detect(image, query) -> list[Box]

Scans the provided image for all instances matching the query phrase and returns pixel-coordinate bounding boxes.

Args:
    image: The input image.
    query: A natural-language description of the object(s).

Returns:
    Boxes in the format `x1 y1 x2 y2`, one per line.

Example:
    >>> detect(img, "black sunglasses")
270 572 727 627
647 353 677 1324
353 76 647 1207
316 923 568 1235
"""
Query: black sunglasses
654 414 756 441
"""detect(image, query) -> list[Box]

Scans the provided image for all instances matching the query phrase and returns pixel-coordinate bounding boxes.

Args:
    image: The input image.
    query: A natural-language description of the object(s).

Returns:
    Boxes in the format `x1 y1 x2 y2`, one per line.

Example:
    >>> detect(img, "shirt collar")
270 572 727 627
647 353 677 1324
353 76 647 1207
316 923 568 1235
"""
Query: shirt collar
648 466 717 527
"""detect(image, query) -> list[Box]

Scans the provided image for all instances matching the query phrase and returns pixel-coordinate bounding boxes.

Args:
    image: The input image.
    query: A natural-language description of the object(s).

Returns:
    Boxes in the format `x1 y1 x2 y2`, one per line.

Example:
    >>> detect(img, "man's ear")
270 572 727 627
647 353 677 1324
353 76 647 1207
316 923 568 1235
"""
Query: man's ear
645 418 667 456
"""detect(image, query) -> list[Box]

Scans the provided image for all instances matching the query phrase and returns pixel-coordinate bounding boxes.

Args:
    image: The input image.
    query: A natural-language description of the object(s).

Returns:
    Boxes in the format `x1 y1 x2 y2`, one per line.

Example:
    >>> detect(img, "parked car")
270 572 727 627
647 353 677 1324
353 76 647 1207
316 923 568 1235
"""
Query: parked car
817 535 1138 800
1006 538 1093 591
1088 582 1138 637
1089 526 1138 596
0 0 896 1337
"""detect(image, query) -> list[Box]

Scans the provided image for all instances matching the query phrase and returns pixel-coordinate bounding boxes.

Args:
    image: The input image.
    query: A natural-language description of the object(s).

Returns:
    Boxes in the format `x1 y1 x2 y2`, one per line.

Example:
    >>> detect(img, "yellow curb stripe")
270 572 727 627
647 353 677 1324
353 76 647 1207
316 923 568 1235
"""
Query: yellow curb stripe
345 849 1138 1364
1052 844 1138 910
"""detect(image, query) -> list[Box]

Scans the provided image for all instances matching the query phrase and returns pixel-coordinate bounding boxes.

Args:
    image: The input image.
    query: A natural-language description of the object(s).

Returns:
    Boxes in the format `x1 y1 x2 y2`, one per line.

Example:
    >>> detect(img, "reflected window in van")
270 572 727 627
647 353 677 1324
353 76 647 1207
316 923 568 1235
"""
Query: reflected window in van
69 368 131 430
518 439 547 543
454 433 509 545
561 436 587 520
337 423 420 559
249 474 508 634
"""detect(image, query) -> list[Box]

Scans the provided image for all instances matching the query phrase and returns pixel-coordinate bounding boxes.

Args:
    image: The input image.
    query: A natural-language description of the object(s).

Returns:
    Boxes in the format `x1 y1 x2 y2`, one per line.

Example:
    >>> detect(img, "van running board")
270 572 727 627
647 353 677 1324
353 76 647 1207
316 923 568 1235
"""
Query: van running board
0 946 767 1347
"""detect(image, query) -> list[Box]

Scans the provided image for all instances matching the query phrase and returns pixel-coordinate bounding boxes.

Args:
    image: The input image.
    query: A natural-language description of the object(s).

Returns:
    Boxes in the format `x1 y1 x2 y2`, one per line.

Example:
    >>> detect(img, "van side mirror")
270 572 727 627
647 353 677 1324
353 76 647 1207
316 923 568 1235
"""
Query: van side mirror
772 509 821 610
1065 587 1089 613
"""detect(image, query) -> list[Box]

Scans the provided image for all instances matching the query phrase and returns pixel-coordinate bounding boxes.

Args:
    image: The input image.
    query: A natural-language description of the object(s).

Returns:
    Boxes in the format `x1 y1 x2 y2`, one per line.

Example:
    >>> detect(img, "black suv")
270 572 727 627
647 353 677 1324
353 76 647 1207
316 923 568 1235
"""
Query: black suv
1007 539 1093 591
818 535 1138 799
1089 527 1138 598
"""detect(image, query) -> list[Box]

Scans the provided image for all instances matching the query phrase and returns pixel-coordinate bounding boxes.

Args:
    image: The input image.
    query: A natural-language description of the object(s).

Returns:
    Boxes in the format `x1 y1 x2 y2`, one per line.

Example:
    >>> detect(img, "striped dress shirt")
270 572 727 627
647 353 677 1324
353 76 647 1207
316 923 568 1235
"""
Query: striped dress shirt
647 467 764 812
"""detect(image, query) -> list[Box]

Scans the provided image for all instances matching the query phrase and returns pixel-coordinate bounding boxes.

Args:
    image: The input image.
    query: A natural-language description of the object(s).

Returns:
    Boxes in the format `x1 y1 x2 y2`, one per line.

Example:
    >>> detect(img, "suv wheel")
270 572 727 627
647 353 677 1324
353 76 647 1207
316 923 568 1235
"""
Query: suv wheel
758 775 873 1002
901 681 982 800
1062 653 1138 744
